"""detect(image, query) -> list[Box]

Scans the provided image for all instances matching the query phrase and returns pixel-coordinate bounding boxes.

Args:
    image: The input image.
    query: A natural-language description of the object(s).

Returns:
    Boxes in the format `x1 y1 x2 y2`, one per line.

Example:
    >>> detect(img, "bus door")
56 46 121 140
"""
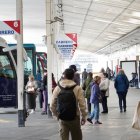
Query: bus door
0 47 17 107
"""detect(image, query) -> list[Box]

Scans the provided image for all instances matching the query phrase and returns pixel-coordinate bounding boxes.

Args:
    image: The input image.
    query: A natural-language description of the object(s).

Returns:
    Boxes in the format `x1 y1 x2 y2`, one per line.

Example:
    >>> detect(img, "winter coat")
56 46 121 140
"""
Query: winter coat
50 79 87 120
114 74 129 93
42 74 47 90
90 83 101 104
99 78 110 97
83 77 92 98
25 80 38 93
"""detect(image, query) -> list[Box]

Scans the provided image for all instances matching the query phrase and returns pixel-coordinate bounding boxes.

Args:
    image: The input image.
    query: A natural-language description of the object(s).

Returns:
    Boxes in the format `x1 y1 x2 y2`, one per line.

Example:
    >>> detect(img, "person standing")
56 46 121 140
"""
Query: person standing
106 67 111 80
50 68 87 140
41 70 48 115
82 68 88 84
69 65 80 85
87 76 102 124
25 75 38 114
36 70 43 109
114 69 129 112
52 73 57 92
82 72 93 114
99 73 110 113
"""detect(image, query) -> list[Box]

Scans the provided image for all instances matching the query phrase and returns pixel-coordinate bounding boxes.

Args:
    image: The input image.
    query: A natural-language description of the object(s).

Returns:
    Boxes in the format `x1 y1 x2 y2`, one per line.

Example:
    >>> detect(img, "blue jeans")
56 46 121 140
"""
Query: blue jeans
90 103 100 121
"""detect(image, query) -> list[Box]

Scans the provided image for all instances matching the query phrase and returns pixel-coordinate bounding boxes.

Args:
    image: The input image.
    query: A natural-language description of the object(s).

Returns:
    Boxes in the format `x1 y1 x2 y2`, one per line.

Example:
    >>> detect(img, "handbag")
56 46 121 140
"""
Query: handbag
132 101 140 130
27 86 35 94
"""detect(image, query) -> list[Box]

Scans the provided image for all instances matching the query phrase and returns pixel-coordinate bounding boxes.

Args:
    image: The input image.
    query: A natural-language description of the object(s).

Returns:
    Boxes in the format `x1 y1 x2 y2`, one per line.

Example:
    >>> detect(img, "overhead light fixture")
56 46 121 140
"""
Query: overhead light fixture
107 35 120 39
132 11 140 18
104 38 114 41
127 18 140 24
118 27 131 31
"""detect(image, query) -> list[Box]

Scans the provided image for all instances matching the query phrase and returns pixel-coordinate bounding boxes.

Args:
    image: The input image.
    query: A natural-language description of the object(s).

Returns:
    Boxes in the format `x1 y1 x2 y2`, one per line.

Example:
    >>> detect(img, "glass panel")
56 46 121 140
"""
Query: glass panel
0 55 14 78
24 50 34 84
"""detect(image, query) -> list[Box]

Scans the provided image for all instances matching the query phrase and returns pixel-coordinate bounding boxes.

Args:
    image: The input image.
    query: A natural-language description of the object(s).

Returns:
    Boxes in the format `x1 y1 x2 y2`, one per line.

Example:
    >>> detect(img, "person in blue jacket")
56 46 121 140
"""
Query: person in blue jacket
87 76 102 124
114 69 129 112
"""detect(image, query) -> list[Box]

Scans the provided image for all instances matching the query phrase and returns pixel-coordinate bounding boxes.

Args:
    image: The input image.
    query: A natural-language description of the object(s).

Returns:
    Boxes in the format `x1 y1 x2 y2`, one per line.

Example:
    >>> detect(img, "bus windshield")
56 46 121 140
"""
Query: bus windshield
0 55 15 79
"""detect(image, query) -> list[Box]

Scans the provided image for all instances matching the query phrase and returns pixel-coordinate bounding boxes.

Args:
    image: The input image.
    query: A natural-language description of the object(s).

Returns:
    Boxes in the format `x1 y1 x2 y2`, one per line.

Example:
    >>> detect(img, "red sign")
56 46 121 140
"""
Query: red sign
0 20 20 35
66 33 77 44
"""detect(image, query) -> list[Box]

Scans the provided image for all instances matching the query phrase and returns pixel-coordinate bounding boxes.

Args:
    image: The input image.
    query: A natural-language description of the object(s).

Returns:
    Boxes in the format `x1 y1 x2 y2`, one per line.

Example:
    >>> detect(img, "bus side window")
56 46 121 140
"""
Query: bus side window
0 55 15 79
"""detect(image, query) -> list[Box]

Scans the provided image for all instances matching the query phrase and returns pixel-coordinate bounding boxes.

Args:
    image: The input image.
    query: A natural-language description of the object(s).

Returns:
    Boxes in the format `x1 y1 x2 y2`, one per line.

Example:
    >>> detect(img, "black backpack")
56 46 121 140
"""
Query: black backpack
57 83 77 121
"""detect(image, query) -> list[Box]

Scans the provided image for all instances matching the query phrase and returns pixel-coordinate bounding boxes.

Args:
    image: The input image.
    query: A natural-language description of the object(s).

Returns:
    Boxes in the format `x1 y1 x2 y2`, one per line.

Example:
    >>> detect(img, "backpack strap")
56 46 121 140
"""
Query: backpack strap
58 82 77 90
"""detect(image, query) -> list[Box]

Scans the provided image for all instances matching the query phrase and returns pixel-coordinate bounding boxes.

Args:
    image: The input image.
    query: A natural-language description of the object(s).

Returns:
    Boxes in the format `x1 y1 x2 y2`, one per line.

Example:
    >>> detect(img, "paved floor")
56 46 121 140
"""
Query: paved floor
0 82 140 140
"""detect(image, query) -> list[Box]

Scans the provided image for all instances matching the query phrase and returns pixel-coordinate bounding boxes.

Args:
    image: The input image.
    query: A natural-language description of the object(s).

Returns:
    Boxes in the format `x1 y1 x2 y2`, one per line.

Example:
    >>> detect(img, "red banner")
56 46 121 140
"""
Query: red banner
66 33 77 44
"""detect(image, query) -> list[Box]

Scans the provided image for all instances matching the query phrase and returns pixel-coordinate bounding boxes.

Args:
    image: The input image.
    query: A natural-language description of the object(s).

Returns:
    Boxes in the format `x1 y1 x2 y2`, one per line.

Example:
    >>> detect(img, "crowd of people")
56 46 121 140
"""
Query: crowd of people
25 65 129 140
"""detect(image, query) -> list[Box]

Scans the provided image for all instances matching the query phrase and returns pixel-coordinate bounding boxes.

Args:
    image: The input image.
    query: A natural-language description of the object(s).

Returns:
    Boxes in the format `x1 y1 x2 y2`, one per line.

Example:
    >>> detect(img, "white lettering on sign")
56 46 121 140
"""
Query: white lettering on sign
0 30 14 35
0 20 20 35
14 21 18 28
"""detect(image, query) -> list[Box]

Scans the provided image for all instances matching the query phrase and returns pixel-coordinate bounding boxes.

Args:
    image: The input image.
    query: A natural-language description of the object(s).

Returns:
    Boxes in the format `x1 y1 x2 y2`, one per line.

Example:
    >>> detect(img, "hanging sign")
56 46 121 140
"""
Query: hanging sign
56 33 78 59
0 20 20 35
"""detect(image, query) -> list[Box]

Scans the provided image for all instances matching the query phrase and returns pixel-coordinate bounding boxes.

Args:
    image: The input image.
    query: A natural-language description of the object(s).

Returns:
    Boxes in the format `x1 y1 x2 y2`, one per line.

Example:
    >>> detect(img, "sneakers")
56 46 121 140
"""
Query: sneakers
41 111 47 115
94 121 102 124
30 109 35 114
87 118 93 124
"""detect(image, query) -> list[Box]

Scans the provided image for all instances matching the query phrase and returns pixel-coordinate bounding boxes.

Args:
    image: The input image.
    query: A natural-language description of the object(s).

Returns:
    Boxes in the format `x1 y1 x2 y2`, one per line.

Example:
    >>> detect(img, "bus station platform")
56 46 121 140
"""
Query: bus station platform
0 82 140 140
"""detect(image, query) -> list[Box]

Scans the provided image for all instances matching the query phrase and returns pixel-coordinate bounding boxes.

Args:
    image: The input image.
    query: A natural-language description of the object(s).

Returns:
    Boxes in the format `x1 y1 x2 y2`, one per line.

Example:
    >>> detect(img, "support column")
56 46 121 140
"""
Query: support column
46 0 52 117
16 0 25 127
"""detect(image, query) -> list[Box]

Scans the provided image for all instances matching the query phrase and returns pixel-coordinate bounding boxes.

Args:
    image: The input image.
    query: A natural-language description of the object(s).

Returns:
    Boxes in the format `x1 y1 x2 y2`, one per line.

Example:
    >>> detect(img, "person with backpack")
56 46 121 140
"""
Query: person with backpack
50 68 87 140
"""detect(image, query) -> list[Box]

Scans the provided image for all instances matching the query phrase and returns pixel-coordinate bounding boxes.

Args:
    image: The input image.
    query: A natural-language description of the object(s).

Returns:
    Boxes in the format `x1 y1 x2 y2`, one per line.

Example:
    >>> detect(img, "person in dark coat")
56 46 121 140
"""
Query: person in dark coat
41 70 48 115
82 68 88 84
69 65 80 85
114 69 129 112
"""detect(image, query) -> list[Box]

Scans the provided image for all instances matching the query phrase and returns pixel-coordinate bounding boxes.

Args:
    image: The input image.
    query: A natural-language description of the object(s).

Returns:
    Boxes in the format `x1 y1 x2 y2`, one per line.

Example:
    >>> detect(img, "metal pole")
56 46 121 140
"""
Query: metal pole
16 0 25 127
46 0 52 117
